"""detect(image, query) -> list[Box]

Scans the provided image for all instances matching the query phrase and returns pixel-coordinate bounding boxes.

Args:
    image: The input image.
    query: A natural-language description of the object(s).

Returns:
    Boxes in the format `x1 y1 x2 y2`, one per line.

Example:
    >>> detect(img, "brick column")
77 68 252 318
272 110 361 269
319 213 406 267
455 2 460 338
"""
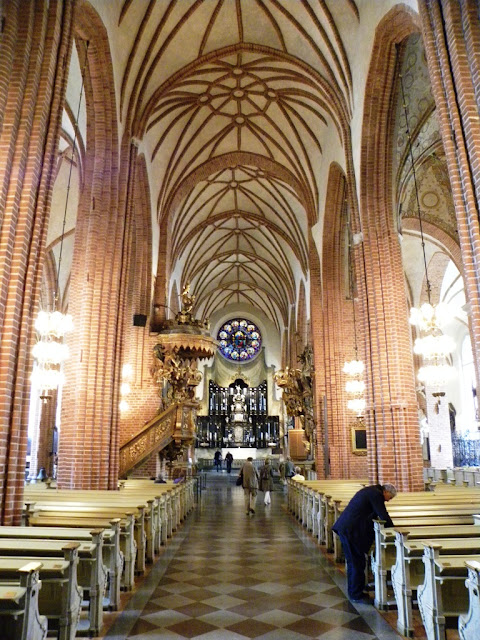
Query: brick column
57 9 128 490
419 0 480 399
308 232 326 478
0 0 74 523
358 6 424 491
321 165 368 480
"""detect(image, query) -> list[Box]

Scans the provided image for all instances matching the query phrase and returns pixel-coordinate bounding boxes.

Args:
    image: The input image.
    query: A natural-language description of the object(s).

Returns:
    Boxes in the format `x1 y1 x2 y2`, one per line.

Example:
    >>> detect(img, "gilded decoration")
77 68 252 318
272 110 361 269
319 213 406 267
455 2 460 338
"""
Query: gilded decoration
274 345 315 454
152 284 216 406
119 405 179 477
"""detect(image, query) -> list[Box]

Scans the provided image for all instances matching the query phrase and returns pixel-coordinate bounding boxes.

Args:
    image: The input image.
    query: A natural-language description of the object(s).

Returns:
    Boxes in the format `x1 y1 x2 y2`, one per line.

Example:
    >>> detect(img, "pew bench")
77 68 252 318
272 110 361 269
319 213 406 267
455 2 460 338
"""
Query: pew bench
0 562 47 640
25 501 147 574
372 520 480 610
0 524 122 611
0 553 81 640
24 488 164 561
458 560 480 640
0 538 105 636
26 508 137 590
392 533 480 637
417 545 480 640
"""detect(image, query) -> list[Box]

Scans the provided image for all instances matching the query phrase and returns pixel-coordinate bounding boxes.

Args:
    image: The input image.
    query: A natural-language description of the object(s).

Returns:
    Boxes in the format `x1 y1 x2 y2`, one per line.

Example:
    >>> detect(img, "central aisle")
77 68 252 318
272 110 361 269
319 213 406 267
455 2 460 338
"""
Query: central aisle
104 472 400 639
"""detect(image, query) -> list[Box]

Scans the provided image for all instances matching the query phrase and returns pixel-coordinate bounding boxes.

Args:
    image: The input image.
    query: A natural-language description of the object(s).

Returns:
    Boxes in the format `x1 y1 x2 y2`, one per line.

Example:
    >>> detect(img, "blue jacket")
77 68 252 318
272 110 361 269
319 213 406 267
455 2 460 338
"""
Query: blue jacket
332 484 394 553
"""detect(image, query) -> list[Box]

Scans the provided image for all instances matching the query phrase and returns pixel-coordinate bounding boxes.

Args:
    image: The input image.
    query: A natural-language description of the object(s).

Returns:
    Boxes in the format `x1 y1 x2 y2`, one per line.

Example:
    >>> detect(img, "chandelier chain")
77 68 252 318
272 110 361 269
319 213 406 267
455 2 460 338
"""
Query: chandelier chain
399 69 432 305
55 39 89 310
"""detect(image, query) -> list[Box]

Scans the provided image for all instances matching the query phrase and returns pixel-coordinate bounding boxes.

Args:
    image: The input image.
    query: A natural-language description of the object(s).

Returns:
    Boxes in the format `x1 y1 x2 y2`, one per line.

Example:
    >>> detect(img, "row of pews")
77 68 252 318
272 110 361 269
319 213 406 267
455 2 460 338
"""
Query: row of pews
287 478 480 640
424 466 480 488
0 477 195 640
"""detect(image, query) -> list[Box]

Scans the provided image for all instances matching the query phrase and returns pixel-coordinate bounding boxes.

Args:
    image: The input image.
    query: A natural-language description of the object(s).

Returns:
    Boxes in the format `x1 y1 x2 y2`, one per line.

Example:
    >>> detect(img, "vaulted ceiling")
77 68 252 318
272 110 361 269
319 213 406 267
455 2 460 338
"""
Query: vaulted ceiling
60 1 456 335
91 0 360 329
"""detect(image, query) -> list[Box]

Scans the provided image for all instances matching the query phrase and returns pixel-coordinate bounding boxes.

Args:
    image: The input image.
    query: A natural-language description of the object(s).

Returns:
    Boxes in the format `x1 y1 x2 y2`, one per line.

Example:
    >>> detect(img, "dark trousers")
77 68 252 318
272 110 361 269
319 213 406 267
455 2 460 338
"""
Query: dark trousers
337 533 366 599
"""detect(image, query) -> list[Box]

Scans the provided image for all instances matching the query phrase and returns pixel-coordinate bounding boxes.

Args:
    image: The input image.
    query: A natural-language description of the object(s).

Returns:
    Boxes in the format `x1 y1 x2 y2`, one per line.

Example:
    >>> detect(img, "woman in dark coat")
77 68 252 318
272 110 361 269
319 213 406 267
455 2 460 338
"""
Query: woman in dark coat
259 458 274 505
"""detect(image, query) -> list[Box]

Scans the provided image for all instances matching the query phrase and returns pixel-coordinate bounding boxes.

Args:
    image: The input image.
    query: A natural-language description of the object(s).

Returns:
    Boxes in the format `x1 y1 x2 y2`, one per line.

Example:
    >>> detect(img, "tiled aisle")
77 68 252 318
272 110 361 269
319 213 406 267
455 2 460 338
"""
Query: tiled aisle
103 473 400 640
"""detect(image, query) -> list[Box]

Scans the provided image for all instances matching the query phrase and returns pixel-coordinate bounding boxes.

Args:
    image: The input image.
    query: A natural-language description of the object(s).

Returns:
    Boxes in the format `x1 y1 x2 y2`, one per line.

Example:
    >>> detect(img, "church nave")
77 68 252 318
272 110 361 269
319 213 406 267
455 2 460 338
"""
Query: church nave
101 474 399 640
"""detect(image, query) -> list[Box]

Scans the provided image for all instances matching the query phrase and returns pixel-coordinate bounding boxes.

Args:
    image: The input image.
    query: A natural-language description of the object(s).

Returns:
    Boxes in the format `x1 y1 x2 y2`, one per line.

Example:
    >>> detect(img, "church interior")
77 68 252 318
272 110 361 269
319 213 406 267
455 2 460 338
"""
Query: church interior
2 1 480 639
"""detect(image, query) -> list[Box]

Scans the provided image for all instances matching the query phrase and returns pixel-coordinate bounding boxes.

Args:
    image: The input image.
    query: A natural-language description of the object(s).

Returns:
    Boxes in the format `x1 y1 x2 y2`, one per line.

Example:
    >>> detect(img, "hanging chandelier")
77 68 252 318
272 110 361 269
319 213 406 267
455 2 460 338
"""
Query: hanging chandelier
399 71 455 389
31 43 89 392
342 200 366 416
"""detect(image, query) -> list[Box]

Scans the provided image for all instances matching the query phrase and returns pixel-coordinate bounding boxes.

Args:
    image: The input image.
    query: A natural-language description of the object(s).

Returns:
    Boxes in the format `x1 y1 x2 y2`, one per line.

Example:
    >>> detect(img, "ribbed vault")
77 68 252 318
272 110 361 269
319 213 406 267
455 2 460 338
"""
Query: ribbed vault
100 0 358 331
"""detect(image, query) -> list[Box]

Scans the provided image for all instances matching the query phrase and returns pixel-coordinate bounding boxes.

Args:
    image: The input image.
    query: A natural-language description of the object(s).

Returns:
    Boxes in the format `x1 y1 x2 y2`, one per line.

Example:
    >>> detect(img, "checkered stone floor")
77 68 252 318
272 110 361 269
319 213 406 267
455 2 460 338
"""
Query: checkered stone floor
103 472 401 640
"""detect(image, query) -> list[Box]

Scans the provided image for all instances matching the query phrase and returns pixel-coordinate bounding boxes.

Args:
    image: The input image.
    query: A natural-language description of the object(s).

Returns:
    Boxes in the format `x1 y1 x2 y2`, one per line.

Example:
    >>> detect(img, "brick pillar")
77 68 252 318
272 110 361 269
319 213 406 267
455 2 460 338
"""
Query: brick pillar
419 0 480 399
358 6 424 492
321 165 368 480
0 0 74 523
308 232 326 478
57 10 129 490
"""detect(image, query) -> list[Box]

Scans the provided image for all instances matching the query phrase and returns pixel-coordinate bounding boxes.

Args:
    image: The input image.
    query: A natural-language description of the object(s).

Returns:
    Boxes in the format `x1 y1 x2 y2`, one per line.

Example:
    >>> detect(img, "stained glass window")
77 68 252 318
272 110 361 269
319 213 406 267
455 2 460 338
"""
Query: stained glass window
217 319 262 362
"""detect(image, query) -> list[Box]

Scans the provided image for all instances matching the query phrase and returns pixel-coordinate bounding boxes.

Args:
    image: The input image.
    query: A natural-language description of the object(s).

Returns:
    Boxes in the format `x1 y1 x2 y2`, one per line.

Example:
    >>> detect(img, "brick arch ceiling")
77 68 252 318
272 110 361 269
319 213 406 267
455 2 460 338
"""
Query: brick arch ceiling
96 0 359 329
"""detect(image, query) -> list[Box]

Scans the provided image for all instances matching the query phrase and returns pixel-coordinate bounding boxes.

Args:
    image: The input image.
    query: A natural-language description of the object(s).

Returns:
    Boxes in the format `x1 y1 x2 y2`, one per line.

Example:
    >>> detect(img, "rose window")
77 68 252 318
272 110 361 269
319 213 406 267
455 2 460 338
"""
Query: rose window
217 319 262 362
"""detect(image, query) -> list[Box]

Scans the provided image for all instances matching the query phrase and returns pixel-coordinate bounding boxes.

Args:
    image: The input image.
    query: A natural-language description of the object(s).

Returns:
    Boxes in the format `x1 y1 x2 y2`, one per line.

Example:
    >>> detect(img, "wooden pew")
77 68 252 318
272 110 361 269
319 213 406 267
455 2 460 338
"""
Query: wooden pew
417 544 480 640
0 524 122 611
391 532 480 637
0 538 105 636
26 506 137 590
372 519 480 610
458 560 480 640
24 479 194 562
0 549 81 640
25 500 147 574
0 562 47 640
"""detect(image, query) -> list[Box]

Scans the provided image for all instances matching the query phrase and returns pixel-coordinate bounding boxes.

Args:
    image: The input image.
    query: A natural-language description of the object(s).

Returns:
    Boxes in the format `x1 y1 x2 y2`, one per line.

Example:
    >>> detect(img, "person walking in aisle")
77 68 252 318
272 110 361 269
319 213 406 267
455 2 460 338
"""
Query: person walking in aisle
259 458 274 505
332 483 397 603
225 451 233 473
284 456 295 478
240 457 259 515
214 450 222 472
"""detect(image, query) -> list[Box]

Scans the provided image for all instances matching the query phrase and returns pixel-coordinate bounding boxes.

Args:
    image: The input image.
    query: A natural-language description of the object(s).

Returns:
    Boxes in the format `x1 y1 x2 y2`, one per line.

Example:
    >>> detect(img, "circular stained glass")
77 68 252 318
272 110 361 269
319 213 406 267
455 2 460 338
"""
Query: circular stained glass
217 318 262 362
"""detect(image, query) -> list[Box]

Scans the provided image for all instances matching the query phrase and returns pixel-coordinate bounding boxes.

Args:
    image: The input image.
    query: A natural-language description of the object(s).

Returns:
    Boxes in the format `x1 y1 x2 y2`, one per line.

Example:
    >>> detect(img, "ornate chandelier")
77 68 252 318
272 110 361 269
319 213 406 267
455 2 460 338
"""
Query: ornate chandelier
31 311 73 390
399 72 455 389
343 200 365 416
31 44 88 393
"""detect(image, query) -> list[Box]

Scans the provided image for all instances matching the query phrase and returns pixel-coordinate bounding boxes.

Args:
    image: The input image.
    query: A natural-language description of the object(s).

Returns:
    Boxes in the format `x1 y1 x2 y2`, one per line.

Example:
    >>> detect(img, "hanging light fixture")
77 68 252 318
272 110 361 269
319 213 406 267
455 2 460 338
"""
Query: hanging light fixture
399 70 455 389
32 42 89 392
342 200 366 416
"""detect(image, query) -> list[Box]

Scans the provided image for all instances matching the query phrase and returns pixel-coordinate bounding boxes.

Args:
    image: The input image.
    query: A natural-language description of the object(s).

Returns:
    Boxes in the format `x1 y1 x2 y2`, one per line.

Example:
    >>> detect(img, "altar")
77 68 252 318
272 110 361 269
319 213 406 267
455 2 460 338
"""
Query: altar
196 378 279 449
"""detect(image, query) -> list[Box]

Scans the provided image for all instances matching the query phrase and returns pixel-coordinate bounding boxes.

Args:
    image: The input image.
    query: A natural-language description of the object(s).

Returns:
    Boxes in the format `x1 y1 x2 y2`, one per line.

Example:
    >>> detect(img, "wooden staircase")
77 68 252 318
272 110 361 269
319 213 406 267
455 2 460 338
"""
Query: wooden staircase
119 401 197 478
